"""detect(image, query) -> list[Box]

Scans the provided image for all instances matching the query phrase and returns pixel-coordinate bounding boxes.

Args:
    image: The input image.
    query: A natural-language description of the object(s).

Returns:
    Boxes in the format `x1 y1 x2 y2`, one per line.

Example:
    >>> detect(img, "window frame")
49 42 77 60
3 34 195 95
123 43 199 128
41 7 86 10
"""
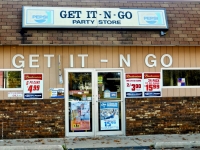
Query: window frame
161 68 200 88
0 69 23 90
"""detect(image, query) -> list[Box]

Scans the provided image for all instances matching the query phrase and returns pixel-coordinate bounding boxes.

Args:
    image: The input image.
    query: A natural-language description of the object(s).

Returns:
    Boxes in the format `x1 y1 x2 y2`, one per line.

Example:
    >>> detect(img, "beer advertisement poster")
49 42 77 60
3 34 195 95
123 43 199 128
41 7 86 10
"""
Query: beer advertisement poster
125 73 143 98
143 72 161 97
23 73 43 99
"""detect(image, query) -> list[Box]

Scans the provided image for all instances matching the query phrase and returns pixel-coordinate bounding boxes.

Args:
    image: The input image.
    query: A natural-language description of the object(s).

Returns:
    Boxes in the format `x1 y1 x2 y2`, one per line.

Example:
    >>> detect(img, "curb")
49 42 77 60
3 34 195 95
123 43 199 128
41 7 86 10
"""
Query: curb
154 141 200 149
68 146 151 150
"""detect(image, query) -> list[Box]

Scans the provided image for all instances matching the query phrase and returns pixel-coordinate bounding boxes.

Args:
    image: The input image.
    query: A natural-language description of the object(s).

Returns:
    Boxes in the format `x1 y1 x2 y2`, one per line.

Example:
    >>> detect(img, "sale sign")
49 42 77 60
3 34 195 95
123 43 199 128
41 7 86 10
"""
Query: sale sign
23 73 43 99
143 72 161 97
125 73 143 98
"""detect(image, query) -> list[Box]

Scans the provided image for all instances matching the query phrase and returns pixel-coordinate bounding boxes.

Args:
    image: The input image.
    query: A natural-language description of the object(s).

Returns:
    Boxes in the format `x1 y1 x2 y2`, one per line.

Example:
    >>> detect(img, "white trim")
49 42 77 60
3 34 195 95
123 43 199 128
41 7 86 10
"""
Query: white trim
64 68 125 137
0 69 23 91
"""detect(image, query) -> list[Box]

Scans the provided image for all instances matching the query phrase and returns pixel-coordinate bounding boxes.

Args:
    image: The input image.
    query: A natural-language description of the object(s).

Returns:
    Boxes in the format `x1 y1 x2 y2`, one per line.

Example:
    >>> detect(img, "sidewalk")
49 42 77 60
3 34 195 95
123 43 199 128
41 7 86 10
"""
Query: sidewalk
0 134 200 150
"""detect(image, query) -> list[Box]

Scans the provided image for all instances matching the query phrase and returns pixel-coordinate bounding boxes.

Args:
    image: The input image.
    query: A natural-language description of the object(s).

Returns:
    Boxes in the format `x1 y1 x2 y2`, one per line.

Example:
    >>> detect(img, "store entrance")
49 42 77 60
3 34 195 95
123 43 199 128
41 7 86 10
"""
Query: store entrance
64 68 125 137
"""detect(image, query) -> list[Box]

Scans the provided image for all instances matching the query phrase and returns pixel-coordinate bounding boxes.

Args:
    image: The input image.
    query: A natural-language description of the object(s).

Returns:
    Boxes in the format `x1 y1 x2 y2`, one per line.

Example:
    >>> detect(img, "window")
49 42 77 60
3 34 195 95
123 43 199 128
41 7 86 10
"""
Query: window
162 68 200 88
0 69 23 90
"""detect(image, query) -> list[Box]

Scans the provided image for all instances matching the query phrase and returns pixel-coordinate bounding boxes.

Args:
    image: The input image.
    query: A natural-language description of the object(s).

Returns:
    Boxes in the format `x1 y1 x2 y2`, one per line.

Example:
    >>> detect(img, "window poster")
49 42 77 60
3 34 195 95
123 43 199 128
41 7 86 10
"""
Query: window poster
143 72 161 97
177 78 186 86
49 88 64 98
70 101 90 131
125 73 143 98
100 102 119 130
23 73 43 99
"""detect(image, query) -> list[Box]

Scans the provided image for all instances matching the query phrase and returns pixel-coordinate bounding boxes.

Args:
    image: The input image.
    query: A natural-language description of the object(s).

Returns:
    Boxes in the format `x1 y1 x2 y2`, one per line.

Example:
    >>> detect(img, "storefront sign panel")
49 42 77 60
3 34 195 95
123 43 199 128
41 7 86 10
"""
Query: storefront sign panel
23 73 43 99
22 6 168 29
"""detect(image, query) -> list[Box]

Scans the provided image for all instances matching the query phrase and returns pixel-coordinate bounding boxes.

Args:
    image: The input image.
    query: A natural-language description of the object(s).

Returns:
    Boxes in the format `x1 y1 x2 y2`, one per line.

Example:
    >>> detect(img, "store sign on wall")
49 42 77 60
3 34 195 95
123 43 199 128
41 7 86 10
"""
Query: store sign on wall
8 92 23 98
12 54 173 68
22 6 168 29
23 73 43 99
125 73 143 97
49 88 64 98
143 73 161 97
125 72 161 98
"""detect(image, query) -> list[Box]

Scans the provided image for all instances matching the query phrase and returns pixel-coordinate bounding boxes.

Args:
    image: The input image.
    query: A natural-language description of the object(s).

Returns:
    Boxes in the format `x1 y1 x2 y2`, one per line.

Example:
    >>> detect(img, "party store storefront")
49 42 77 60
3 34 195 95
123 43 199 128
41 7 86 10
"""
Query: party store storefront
0 0 200 138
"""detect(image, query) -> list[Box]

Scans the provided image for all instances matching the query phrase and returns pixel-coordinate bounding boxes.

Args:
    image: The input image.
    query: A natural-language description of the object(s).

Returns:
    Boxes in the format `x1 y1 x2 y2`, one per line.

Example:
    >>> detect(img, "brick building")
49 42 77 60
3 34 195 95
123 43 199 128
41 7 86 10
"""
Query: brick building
0 0 200 139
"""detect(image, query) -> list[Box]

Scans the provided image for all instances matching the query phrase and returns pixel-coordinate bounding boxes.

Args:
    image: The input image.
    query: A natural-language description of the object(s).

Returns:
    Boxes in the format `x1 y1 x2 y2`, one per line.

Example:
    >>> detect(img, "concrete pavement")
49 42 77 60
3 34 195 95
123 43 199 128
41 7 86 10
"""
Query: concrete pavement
0 134 200 149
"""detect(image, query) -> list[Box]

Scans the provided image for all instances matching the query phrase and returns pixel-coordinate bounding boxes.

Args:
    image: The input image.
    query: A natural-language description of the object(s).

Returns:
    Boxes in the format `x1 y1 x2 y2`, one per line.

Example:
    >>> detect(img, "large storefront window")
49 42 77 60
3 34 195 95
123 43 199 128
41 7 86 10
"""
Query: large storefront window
0 70 22 89
162 68 200 87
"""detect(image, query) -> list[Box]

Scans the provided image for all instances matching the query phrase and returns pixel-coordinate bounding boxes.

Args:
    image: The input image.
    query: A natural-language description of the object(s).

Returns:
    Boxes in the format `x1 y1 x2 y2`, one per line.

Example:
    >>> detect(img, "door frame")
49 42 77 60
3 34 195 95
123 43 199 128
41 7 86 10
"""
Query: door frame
64 68 125 137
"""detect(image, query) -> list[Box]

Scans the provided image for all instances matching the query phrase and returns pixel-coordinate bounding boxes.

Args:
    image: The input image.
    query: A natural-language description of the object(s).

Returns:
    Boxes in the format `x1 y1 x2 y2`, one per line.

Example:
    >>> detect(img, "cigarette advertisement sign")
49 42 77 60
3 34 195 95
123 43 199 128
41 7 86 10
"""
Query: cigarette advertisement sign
144 73 161 97
125 73 143 98
70 101 90 131
100 102 119 130
23 73 43 99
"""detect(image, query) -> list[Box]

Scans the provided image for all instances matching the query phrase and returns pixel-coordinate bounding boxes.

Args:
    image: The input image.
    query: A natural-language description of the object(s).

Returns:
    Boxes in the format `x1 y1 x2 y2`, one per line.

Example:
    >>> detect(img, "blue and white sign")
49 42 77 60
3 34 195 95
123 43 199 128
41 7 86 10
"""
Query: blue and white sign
50 88 64 98
22 6 168 29
100 102 119 130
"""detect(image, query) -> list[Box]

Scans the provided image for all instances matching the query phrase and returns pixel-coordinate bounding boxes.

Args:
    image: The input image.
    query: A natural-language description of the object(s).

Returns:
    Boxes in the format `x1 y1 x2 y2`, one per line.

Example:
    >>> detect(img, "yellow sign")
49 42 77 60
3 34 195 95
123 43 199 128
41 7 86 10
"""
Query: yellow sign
73 124 80 128
98 76 103 84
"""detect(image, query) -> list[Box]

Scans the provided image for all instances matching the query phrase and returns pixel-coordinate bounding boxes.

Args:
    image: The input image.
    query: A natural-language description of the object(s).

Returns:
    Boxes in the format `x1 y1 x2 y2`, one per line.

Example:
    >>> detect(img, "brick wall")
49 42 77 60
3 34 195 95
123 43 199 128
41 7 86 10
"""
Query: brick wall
0 0 200 45
0 97 200 139
126 97 200 135
0 99 65 139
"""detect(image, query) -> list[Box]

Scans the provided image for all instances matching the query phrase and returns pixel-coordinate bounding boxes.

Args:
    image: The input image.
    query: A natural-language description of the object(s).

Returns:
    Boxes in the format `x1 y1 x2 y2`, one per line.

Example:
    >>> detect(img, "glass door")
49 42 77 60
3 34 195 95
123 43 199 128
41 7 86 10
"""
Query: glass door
95 69 125 136
65 69 95 136
65 68 125 137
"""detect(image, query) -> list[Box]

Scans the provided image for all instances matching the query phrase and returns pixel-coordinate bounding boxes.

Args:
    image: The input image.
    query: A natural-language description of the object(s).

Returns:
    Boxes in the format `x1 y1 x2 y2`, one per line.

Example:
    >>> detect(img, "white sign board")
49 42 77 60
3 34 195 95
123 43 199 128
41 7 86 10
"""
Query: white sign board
23 73 43 99
143 72 161 97
8 92 23 98
22 6 168 29
125 73 143 98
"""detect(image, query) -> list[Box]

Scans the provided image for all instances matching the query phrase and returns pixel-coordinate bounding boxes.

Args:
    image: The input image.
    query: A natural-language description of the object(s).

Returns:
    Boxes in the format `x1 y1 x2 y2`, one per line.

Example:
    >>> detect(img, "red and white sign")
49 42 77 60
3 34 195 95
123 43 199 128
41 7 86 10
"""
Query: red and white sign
125 73 143 98
143 73 161 97
23 73 43 99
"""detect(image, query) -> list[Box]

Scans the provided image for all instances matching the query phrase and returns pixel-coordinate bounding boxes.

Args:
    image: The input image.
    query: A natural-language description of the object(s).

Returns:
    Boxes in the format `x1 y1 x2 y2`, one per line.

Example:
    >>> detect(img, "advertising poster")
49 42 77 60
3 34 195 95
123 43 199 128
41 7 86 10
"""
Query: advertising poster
125 73 143 98
177 78 186 86
23 73 43 99
143 72 161 97
70 101 90 131
50 88 64 98
100 102 119 130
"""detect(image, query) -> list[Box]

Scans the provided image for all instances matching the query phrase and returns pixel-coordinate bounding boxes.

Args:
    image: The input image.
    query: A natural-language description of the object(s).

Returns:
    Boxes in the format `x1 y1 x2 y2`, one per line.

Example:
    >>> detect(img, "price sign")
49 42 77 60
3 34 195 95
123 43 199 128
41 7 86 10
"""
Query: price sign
23 73 43 99
125 73 143 98
143 73 161 97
